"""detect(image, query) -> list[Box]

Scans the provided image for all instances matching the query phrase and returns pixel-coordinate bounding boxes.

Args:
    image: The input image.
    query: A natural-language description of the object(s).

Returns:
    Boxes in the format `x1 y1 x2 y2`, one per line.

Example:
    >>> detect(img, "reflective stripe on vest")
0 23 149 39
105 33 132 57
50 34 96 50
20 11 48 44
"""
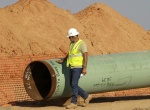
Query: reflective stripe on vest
67 39 83 67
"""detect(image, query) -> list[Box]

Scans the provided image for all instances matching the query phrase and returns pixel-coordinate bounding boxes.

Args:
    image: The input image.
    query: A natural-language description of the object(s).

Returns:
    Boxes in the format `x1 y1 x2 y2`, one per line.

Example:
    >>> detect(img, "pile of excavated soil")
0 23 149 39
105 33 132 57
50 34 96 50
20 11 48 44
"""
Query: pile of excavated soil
148 30 150 35
0 0 88 56
0 0 150 107
0 0 150 56
74 3 150 54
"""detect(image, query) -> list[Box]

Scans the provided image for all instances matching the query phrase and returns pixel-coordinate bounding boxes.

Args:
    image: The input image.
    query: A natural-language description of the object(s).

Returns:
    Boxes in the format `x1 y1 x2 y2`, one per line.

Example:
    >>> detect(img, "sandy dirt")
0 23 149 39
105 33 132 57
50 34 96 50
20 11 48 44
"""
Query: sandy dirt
0 0 150 109
0 0 150 56
2 96 150 110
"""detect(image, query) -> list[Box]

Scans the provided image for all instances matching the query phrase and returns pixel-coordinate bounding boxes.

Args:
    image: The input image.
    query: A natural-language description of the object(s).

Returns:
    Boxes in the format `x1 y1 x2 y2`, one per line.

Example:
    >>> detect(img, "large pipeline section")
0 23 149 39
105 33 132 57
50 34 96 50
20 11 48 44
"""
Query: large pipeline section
23 51 150 100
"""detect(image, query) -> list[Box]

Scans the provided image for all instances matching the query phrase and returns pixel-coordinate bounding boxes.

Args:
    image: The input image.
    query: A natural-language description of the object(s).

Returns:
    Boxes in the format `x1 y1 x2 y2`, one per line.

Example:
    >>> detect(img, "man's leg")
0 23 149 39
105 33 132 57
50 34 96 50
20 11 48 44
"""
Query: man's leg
70 68 81 104
78 82 92 107
66 68 81 109
78 86 88 100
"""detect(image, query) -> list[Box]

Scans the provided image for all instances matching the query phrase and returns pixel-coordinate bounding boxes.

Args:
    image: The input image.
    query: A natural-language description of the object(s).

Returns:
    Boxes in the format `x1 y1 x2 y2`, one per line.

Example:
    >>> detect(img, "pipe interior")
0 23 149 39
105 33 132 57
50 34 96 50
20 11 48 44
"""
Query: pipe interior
30 61 51 98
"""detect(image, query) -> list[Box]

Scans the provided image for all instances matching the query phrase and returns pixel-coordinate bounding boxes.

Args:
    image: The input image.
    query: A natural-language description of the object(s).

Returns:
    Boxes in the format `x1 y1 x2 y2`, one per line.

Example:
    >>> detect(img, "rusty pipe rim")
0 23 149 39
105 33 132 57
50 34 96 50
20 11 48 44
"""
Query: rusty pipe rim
23 61 56 100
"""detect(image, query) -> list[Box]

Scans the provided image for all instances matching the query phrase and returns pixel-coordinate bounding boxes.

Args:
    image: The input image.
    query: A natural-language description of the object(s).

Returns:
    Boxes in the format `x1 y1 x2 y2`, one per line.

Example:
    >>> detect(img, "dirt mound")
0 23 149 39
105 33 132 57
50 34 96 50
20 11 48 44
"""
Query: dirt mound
0 1 149 56
75 3 150 54
0 0 93 56
147 30 150 35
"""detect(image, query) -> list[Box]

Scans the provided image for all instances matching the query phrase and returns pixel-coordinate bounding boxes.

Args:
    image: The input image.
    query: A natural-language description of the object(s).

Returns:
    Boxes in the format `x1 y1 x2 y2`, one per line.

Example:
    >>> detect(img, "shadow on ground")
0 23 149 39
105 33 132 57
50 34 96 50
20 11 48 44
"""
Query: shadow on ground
10 95 150 107
91 95 150 103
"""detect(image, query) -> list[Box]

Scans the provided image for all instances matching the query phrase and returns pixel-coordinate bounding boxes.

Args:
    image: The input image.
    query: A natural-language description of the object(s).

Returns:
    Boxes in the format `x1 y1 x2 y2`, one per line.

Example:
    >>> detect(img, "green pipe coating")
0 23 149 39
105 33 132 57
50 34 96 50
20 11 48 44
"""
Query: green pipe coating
24 50 150 100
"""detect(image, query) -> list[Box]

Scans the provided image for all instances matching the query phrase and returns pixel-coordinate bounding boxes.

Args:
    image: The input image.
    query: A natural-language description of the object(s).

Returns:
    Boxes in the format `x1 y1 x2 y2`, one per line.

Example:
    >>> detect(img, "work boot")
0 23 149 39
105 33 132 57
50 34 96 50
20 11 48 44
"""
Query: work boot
66 103 77 109
82 95 92 107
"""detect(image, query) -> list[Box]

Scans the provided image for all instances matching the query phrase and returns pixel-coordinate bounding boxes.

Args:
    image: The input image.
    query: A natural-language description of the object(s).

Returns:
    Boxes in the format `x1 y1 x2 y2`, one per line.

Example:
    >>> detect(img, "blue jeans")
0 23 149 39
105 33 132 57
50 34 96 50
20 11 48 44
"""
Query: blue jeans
70 68 88 104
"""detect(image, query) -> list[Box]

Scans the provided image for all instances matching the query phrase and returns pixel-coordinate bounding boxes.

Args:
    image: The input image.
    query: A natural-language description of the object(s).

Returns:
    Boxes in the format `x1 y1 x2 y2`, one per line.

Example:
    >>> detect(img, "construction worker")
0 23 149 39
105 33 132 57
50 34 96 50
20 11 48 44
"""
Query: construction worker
56 28 92 109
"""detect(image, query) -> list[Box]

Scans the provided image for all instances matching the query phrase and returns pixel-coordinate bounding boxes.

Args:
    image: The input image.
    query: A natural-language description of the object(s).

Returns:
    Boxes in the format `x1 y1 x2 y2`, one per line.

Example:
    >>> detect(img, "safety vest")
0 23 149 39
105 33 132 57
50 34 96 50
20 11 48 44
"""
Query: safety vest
67 39 83 67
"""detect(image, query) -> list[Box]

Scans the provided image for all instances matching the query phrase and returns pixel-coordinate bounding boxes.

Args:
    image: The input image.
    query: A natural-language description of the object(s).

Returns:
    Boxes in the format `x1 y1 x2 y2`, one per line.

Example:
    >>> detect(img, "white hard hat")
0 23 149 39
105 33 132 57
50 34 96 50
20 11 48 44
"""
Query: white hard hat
67 28 79 37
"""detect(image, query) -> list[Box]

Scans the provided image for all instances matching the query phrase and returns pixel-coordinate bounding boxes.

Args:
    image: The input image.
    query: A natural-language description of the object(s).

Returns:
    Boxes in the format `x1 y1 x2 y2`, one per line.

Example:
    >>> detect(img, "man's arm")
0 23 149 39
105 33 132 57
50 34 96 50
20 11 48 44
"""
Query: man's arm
82 52 88 75
56 54 68 64
63 54 68 62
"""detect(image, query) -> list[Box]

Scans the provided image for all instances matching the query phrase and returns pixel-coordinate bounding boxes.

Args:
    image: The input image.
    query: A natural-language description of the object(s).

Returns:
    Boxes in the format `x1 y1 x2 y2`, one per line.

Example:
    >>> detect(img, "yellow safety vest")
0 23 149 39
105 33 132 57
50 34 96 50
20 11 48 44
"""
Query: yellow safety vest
67 39 83 67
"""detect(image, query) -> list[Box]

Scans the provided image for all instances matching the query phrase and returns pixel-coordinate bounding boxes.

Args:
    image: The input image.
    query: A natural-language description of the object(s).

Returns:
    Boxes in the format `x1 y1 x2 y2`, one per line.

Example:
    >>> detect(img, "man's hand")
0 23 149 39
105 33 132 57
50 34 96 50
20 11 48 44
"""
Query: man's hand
82 67 87 75
56 55 68 64
56 59 63 64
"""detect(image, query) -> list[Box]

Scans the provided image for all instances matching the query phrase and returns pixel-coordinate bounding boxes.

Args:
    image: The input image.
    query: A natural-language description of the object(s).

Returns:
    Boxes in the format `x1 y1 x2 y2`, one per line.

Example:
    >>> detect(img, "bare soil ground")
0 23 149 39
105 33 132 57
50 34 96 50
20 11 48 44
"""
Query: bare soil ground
0 0 150 109
2 96 150 110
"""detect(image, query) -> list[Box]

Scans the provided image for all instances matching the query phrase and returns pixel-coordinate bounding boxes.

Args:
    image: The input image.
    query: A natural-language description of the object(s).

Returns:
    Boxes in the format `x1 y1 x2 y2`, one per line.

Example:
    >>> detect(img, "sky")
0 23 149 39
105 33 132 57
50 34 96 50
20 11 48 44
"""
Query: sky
0 0 149 31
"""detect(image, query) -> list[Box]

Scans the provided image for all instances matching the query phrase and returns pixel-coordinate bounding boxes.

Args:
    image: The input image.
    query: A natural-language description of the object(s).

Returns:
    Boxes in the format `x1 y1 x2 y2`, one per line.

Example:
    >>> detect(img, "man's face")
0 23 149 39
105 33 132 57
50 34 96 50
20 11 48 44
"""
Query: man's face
69 36 76 43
